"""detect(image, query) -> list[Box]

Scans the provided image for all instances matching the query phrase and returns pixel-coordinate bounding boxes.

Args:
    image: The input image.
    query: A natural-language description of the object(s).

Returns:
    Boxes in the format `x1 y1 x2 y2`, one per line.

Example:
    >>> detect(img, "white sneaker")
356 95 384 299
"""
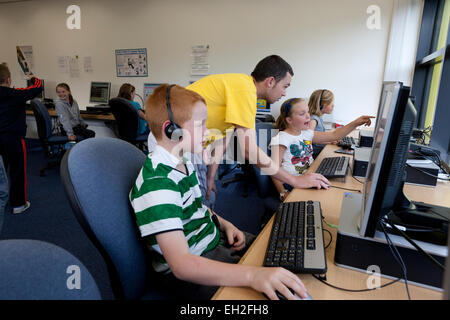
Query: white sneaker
13 201 31 214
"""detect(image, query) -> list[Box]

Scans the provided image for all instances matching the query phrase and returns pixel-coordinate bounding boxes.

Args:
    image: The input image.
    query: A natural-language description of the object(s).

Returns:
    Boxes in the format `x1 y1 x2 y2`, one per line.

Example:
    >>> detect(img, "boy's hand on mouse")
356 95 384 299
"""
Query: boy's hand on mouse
249 267 307 300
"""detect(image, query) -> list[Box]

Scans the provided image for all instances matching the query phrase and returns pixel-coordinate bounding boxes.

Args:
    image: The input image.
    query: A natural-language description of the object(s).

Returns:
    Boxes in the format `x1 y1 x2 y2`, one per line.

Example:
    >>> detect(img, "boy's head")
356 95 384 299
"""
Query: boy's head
0 63 11 87
146 84 208 154
251 55 294 104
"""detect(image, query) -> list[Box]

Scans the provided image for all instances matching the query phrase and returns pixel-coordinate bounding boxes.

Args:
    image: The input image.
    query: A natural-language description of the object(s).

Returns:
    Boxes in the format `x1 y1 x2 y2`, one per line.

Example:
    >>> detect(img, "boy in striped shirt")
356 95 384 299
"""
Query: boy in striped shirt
130 84 308 300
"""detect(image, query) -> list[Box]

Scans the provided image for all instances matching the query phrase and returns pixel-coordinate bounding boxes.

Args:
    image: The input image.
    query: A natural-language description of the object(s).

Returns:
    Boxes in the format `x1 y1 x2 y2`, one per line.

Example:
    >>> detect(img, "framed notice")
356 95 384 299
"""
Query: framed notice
115 48 148 77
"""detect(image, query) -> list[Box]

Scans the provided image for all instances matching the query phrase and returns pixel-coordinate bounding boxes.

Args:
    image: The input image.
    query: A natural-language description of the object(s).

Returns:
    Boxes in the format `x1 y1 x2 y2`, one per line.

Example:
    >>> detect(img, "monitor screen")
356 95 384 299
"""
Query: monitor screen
27 78 44 99
143 83 162 103
257 99 271 114
89 82 111 104
359 81 415 238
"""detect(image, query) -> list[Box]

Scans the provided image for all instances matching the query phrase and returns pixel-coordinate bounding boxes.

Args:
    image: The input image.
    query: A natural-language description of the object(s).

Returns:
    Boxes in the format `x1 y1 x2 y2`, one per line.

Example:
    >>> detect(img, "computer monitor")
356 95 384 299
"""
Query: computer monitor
27 79 44 99
89 81 111 104
359 81 449 244
257 99 271 114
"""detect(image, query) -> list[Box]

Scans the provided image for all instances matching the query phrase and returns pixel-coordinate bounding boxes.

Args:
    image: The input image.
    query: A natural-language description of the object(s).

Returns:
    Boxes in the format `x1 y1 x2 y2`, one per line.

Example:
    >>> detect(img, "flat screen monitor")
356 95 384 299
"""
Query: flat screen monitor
257 99 271 114
27 78 44 99
89 81 111 104
359 81 415 238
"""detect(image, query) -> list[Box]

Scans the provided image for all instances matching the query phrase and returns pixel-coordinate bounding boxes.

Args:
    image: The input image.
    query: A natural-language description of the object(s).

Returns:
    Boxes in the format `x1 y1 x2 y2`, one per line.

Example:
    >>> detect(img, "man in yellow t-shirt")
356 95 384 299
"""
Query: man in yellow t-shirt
185 55 330 201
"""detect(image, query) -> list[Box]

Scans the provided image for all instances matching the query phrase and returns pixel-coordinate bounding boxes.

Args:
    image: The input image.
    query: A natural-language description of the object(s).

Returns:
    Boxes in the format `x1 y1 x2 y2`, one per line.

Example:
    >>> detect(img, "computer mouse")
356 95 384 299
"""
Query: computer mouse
270 289 313 300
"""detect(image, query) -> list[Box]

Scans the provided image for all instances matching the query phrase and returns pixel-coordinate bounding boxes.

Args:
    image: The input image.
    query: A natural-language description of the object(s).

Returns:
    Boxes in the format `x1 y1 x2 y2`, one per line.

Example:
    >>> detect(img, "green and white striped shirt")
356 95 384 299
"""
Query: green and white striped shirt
129 145 220 273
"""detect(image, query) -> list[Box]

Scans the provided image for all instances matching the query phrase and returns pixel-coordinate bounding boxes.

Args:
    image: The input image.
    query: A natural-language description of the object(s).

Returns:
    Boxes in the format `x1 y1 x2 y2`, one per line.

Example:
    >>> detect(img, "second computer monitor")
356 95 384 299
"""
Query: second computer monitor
89 81 111 104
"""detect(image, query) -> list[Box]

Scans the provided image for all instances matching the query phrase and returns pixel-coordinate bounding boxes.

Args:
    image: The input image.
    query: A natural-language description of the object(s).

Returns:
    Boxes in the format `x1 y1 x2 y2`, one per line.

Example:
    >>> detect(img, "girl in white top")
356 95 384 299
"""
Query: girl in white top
269 98 374 201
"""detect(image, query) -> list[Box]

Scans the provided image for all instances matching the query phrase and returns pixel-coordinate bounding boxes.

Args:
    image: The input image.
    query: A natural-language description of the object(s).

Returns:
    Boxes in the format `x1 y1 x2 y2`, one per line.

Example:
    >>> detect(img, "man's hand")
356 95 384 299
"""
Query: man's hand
291 173 330 189
68 135 76 141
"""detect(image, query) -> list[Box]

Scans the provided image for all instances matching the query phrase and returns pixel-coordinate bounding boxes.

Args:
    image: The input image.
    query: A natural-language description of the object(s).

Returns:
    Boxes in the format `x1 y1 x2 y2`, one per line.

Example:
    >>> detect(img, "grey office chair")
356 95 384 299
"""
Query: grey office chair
30 99 77 176
60 137 171 300
0 239 101 300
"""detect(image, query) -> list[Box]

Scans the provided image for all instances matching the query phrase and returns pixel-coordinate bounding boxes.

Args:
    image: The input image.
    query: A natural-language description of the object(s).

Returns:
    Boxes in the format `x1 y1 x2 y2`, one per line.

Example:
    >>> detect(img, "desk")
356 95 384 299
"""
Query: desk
25 109 115 121
212 144 448 300
25 109 117 138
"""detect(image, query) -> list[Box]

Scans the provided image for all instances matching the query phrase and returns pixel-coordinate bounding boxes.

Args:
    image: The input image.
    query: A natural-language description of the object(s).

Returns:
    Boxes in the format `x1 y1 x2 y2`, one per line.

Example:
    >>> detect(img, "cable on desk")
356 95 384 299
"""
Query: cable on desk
352 175 364 184
323 228 333 249
311 274 401 293
379 218 411 300
323 218 338 229
329 185 362 193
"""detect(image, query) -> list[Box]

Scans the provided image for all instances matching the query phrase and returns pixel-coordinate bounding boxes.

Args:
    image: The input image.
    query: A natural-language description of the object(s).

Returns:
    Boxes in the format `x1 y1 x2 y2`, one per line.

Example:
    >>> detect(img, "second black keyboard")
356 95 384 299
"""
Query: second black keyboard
263 201 327 274
338 136 357 149
316 156 349 178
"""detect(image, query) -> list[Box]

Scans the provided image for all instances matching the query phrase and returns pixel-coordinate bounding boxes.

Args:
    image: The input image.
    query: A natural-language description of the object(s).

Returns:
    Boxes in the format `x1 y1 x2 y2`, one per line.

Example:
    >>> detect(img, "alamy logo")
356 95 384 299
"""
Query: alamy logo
66 5 81 30
366 265 381 289
66 265 81 290
366 5 381 30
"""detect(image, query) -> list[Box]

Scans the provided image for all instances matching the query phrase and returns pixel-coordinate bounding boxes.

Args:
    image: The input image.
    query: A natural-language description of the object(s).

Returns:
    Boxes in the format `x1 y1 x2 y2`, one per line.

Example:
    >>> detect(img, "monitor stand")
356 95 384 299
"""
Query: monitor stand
334 192 447 291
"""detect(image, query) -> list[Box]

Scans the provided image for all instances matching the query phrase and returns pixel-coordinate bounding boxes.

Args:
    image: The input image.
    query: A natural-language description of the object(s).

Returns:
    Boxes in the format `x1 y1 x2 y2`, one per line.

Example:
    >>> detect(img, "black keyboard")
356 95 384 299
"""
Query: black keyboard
263 201 327 274
316 156 349 178
338 136 357 149
80 110 109 115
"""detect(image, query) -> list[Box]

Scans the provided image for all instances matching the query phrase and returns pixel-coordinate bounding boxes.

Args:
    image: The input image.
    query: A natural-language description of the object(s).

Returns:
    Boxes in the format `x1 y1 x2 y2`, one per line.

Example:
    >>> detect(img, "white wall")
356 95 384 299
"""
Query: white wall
0 0 395 124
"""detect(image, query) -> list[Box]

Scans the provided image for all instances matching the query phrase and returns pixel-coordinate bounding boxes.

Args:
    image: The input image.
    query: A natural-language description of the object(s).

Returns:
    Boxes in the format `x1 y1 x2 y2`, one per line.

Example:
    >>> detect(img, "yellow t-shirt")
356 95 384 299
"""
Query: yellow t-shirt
187 73 257 144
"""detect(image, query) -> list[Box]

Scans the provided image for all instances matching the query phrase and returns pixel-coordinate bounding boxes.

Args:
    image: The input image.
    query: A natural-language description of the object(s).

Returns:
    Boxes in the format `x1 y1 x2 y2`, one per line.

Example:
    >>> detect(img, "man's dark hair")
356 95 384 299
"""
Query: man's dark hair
251 55 293 83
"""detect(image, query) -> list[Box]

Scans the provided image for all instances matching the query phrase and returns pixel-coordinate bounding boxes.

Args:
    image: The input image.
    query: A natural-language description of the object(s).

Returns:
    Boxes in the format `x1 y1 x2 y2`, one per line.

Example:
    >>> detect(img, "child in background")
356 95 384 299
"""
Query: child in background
308 89 335 133
55 83 95 141
130 84 308 300
117 83 149 135
308 89 335 158
0 63 43 214
270 98 373 201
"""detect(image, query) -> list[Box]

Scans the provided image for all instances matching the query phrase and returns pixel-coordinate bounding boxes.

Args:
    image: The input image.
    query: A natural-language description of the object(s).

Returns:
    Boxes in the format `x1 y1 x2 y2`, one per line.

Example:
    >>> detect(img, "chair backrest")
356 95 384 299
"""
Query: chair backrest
60 137 149 299
253 122 279 198
109 97 139 141
30 99 52 140
0 239 101 300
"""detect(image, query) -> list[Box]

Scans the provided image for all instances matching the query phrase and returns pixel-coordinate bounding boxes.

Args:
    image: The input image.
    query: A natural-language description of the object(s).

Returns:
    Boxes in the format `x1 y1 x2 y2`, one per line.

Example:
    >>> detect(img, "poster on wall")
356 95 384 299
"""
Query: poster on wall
190 44 210 76
143 83 162 102
16 46 34 76
115 48 148 77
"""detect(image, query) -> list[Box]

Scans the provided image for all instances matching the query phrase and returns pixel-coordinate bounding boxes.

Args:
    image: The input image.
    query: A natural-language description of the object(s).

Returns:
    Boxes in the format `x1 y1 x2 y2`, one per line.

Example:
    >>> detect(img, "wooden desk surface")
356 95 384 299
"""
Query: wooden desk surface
26 109 115 121
212 144 448 300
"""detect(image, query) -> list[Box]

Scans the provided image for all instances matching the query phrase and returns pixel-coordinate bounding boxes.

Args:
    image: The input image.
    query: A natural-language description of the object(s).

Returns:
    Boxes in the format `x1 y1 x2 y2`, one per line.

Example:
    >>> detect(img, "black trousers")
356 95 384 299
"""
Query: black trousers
0 133 27 207
61 124 96 140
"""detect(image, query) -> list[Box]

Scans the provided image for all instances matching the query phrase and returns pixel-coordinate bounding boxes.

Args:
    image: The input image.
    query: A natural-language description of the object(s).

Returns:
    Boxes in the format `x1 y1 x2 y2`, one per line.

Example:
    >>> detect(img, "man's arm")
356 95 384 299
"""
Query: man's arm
235 125 329 189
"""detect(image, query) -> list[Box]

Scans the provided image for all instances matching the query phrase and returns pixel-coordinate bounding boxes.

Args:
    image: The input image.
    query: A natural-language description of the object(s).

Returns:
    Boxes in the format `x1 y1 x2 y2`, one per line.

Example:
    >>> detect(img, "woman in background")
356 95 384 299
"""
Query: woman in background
117 83 149 135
